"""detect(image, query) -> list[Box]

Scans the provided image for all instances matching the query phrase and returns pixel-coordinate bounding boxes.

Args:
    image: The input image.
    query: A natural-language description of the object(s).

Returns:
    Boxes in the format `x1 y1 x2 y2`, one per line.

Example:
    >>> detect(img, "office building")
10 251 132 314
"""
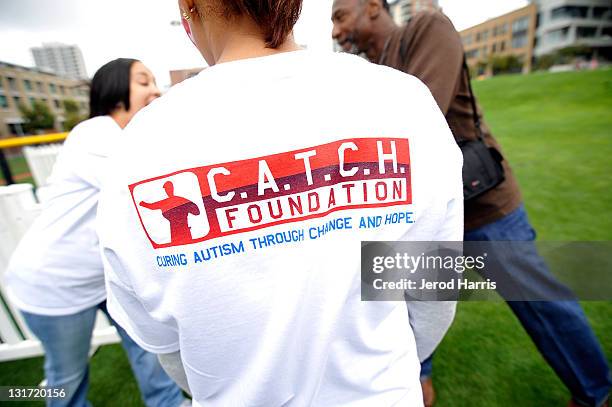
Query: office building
31 43 88 80
531 0 612 59
461 4 539 76
388 0 439 26
460 1 611 76
0 61 90 138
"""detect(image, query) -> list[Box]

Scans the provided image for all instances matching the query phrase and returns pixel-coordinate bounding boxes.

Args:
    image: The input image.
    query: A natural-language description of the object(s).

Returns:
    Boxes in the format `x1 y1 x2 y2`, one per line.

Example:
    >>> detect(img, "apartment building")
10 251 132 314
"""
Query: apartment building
31 43 88 80
532 0 612 59
388 0 439 26
460 4 538 76
0 61 90 138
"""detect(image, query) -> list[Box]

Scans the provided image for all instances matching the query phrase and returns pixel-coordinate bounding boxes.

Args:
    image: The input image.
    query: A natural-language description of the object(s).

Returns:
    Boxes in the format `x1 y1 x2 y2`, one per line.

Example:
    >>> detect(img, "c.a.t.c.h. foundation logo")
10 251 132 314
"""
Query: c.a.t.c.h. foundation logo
130 137 412 249
131 172 209 247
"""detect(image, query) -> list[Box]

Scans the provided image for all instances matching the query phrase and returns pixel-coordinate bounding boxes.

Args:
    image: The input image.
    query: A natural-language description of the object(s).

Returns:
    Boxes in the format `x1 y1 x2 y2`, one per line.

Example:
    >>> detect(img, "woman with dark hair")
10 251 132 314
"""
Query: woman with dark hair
5 59 187 407
98 1 462 405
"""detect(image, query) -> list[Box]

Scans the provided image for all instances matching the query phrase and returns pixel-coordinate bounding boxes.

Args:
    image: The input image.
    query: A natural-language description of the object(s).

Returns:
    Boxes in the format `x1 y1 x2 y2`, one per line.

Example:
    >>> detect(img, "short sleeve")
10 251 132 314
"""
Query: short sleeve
103 248 180 354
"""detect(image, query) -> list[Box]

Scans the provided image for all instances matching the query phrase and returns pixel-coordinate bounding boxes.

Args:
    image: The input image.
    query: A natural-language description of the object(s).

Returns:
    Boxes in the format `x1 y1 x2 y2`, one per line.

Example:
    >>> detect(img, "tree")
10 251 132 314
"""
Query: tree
490 55 523 75
63 99 80 114
19 100 55 134
63 99 86 131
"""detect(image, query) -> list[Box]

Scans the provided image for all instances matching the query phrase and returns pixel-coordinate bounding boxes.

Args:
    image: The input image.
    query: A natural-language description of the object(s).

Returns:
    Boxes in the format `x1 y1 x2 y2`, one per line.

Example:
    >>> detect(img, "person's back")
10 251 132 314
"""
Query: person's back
98 48 462 406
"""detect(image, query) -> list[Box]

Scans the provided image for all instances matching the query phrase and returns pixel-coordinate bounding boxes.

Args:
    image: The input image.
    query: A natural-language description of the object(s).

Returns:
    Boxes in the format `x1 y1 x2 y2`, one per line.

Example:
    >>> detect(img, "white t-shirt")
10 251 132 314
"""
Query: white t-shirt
5 116 120 316
98 50 463 406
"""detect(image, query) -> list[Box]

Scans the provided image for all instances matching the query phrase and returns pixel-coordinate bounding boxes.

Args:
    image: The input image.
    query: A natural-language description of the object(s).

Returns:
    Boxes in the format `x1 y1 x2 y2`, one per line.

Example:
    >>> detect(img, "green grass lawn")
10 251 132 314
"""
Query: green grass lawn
0 155 34 185
0 69 610 406
433 68 612 406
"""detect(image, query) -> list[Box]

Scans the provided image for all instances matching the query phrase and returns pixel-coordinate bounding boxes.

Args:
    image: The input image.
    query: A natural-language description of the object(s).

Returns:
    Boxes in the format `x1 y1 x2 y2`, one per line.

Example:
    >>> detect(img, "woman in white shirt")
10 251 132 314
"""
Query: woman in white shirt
96 1 463 405
5 58 187 407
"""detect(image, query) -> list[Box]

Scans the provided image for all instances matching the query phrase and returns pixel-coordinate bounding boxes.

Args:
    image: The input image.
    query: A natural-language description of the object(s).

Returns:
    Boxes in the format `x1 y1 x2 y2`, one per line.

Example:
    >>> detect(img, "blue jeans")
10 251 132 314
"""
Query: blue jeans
21 301 186 407
420 205 611 407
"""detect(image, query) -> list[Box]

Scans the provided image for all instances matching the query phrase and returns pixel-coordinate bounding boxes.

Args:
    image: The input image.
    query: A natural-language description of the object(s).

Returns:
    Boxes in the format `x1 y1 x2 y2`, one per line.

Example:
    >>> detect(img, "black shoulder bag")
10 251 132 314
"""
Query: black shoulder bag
458 58 505 201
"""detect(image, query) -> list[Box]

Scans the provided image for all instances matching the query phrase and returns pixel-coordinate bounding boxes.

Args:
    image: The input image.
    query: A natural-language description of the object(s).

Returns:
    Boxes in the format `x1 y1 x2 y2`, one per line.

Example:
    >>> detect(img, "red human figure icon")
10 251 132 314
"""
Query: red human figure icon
139 181 201 245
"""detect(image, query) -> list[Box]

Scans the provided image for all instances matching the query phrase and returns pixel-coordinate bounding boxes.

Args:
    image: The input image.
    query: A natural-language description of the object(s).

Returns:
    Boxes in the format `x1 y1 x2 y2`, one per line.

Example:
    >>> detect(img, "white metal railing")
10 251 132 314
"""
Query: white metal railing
23 144 63 188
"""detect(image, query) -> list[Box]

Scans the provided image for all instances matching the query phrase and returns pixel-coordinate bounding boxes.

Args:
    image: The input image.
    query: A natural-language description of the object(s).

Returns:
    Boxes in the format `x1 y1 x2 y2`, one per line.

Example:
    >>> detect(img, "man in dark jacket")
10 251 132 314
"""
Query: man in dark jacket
331 1 611 406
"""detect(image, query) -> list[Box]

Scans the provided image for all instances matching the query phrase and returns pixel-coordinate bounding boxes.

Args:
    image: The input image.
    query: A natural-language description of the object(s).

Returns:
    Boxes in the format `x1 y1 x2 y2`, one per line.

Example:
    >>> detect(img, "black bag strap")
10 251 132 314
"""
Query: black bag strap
463 56 484 141
392 23 483 143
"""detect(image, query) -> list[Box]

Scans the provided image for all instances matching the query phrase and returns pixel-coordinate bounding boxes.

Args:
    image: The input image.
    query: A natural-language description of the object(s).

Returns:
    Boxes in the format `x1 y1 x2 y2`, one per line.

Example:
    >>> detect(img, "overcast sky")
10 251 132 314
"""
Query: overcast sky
0 0 528 89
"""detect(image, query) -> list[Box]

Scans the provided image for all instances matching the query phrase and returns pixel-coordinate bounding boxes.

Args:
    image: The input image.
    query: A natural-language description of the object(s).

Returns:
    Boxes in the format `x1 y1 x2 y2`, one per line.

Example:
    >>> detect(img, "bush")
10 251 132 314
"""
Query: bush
534 54 556 71
490 55 523 75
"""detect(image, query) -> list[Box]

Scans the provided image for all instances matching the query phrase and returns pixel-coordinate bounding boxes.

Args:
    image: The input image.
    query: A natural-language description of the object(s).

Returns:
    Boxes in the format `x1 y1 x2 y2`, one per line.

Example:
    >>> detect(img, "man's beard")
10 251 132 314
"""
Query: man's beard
338 32 366 56
344 33 361 54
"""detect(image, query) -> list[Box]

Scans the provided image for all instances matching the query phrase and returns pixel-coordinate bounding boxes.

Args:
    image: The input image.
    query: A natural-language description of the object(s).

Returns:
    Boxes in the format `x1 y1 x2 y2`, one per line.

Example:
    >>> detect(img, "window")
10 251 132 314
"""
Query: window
8 77 17 91
511 17 530 49
492 43 497 53
476 32 481 42
49 83 57 93
512 17 530 34
29 97 36 106
512 33 528 48
8 123 25 136
548 27 570 43
500 41 506 52
0 77 3 90
59 85 65 95
493 24 507 37
463 34 473 46
551 6 588 20
481 30 489 41
0 95 8 109
577 26 598 38
466 49 479 59
604 27 612 37
23 79 32 91
37 81 44 92
13 96 21 108
593 7 611 20
54 99 61 109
